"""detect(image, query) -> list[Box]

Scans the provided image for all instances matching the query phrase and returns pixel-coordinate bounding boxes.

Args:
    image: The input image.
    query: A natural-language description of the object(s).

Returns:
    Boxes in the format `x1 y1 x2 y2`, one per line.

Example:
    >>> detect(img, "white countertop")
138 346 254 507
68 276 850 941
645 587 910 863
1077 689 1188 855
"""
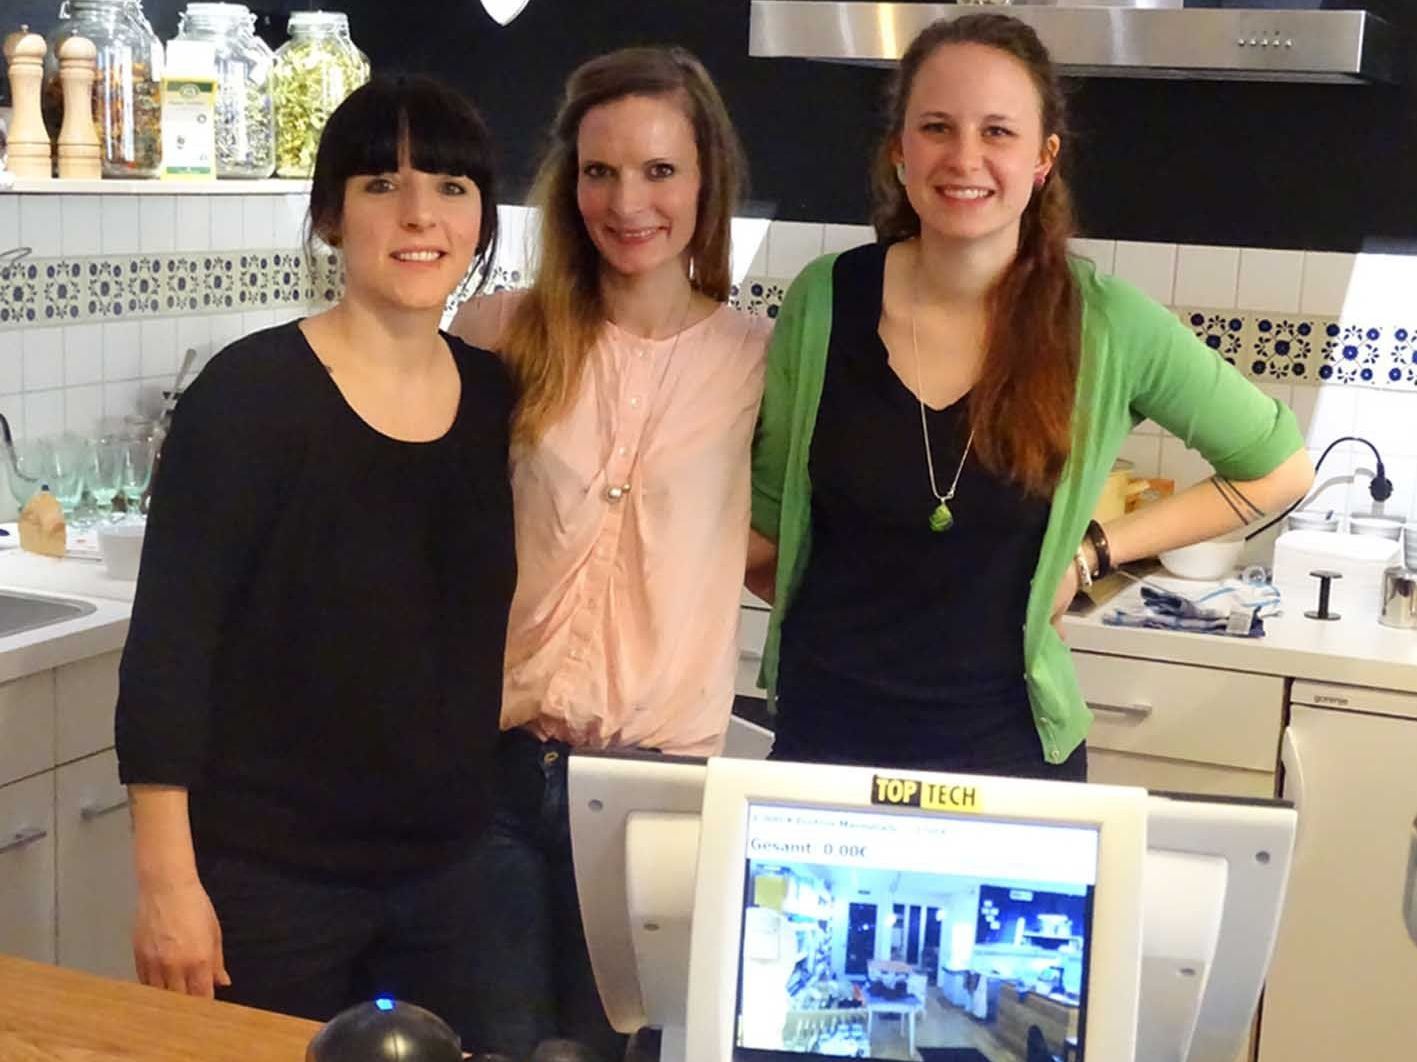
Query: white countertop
1062 575 1417 695
0 539 132 685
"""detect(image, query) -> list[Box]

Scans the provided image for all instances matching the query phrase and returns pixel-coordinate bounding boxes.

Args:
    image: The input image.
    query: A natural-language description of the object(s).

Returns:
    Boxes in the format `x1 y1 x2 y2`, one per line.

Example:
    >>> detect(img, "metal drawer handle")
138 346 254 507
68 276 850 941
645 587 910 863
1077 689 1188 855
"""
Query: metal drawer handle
1091 701 1154 719
1405 817 1417 948
0 826 48 854
80 795 131 821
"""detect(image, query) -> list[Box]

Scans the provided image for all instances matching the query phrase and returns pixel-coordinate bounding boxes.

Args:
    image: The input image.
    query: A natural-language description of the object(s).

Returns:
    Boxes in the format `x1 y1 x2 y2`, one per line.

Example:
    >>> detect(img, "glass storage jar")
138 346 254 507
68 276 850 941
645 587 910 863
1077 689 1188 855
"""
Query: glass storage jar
43 0 162 177
175 2 275 177
271 10 367 178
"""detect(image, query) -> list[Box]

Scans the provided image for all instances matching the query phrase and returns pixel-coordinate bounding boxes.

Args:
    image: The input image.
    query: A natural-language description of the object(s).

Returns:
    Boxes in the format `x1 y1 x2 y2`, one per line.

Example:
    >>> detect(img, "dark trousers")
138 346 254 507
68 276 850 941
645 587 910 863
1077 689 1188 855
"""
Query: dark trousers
199 844 486 1048
469 728 628 1062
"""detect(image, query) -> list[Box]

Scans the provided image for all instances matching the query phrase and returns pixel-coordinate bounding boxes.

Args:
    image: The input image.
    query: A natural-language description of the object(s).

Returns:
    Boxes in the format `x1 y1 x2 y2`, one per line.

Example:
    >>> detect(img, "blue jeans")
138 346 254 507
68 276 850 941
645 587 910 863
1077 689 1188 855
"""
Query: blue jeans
199 844 486 1047
469 728 628 1061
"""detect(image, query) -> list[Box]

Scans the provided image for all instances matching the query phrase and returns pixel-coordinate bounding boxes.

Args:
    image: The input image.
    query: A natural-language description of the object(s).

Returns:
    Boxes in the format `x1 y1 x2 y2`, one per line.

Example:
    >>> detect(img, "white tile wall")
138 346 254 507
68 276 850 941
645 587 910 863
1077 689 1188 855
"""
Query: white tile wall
64 384 103 434
140 319 178 380
210 198 244 248
1341 253 1417 324
138 197 177 254
1173 245 1240 309
766 221 824 278
1113 241 1176 304
101 321 141 381
21 328 64 392
23 389 65 438
175 198 212 254
242 197 275 248
730 216 770 282
1068 238 1115 275
63 324 103 387
18 197 62 257
1237 249 1304 313
1300 252 1356 316
1116 432 1163 478
0 337 22 396
0 196 19 252
822 223 875 255
100 196 141 255
60 197 102 257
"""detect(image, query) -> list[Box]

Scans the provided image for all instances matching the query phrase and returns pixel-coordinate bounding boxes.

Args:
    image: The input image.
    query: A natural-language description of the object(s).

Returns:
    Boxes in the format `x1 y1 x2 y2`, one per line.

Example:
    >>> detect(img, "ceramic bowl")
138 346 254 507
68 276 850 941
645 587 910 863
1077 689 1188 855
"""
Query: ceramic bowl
1349 514 1404 541
1158 535 1245 581
1288 510 1339 533
97 521 145 580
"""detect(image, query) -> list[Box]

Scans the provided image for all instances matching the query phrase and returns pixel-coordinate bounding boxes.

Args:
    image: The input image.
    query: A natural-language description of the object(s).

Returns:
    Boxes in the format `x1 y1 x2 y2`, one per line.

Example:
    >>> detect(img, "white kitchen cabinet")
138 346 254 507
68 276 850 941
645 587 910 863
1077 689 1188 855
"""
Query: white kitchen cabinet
0 772 57 964
56 650 122 764
56 749 134 980
1073 652 1283 797
0 652 126 976
0 671 57 788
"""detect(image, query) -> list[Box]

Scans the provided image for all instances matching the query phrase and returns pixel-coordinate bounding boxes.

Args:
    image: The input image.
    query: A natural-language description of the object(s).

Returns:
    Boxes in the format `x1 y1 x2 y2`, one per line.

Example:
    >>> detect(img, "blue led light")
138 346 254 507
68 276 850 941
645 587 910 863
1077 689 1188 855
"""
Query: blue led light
375 997 395 1011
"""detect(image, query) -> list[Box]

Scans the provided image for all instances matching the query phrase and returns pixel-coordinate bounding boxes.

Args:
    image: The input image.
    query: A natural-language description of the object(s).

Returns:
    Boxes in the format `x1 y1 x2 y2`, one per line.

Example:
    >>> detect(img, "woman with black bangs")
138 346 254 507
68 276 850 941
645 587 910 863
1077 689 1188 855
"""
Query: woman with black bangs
113 76 515 1040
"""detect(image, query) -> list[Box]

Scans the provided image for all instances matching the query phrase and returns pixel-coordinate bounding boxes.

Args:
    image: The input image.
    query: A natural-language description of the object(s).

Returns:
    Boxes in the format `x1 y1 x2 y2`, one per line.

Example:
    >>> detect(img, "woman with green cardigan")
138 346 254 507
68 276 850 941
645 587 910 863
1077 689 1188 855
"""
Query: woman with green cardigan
745 14 1313 778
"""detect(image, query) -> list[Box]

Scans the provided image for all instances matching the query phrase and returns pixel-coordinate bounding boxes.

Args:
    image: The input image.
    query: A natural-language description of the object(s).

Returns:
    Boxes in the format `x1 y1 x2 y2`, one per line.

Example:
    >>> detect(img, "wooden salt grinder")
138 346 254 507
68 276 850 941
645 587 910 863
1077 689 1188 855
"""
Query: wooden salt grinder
57 35 101 179
4 28 53 180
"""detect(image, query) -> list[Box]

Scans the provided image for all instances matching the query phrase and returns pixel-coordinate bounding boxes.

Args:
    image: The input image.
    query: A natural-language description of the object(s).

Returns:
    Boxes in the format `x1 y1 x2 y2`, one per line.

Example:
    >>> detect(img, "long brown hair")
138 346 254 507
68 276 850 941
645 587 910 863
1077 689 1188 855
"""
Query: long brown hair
501 47 745 444
873 13 1081 498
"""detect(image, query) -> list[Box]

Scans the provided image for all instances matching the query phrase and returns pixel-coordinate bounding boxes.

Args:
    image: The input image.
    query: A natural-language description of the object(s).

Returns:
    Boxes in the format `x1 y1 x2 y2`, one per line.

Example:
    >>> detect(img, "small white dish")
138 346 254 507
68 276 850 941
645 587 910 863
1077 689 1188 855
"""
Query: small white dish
1288 510 1339 533
1349 514 1404 541
1158 535 1245 581
97 521 145 580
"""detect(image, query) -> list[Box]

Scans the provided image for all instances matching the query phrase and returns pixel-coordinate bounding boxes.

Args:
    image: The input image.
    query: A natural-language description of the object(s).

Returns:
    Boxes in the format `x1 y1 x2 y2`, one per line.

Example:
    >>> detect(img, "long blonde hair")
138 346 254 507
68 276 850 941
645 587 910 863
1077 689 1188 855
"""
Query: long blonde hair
501 47 745 444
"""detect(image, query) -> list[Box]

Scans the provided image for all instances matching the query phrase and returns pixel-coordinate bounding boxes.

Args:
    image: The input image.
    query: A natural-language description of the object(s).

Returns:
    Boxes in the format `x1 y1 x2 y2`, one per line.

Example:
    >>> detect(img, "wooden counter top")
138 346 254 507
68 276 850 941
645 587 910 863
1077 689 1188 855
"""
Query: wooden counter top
0 954 321 1060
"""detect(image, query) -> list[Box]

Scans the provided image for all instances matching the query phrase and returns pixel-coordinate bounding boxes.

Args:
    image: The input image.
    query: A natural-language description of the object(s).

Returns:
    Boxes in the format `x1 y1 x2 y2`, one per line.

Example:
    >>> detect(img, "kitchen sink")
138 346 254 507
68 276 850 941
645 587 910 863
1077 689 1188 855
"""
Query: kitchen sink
0 590 96 638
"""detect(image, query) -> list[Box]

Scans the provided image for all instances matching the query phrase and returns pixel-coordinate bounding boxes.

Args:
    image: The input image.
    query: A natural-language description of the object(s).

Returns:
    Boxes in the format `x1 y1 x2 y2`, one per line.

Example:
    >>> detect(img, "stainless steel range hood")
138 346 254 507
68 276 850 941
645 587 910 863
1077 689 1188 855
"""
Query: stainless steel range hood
749 2 1400 84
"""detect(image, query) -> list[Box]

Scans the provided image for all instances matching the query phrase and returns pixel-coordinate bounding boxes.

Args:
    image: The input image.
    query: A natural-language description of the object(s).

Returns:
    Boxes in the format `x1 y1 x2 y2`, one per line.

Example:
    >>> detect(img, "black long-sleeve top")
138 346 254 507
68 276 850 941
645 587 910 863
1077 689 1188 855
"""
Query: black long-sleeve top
115 322 517 881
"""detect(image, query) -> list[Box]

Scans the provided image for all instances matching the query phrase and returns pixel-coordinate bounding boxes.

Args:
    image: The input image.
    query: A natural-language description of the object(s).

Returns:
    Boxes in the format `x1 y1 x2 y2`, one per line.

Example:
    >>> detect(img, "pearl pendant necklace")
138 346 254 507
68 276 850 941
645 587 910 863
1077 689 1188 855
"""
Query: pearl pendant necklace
910 271 974 532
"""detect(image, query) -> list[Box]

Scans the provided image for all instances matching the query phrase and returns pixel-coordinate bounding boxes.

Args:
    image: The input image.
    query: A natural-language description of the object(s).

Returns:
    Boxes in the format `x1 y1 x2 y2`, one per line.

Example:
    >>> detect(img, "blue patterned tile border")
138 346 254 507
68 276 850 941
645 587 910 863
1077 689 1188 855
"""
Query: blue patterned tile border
2 256 1413 396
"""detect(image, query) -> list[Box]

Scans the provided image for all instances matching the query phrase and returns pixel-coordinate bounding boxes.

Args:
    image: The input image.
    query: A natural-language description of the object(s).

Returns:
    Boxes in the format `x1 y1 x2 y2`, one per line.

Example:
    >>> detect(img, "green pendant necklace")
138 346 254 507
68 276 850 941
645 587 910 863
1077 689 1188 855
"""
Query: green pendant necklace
911 274 975 532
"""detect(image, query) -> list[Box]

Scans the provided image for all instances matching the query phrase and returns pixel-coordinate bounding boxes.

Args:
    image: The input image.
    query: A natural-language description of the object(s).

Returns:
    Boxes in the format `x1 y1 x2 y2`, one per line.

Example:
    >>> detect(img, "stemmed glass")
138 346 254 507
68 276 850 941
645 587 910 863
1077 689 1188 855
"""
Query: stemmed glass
87 438 127 522
120 436 157 514
47 433 91 527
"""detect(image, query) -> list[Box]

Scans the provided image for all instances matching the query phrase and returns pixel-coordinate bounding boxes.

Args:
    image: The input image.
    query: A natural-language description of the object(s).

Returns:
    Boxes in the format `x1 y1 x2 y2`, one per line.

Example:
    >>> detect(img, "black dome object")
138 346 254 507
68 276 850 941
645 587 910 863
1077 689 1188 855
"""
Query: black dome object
305 999 462 1062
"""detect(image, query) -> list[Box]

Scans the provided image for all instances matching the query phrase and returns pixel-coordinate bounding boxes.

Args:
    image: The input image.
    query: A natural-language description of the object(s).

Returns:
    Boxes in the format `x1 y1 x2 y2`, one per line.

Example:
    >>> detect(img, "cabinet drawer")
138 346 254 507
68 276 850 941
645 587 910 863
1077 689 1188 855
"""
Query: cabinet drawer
56 650 121 764
0 671 57 786
1073 653 1283 771
1089 748 1274 799
0 772 57 964
57 750 135 980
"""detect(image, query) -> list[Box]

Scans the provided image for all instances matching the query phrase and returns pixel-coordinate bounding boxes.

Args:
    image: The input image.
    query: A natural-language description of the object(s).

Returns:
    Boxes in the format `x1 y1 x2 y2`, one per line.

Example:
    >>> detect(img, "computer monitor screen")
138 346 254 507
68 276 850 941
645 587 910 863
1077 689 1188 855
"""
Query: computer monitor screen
734 801 1099 1061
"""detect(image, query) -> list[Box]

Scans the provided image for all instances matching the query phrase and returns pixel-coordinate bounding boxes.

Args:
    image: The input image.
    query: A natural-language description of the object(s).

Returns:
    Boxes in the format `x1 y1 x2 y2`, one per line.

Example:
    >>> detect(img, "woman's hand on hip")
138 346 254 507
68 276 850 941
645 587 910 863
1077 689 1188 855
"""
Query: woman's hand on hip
133 876 230 997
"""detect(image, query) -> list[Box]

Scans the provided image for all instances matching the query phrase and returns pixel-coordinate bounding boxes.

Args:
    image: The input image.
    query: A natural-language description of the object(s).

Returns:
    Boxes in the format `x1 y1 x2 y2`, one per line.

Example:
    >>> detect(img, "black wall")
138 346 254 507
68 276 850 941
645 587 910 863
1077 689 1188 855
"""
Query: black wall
7 0 1416 251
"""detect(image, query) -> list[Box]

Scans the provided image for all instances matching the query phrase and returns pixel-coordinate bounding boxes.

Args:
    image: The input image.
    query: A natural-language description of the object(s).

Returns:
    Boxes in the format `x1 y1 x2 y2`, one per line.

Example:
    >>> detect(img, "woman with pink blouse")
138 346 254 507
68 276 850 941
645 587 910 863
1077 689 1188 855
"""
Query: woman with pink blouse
451 46 768 1060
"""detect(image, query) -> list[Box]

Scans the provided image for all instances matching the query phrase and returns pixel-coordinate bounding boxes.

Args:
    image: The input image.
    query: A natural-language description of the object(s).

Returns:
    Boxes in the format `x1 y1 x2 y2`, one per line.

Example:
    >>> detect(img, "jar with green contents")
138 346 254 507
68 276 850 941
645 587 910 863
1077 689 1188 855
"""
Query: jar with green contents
272 10 368 178
43 0 163 177
175 2 275 178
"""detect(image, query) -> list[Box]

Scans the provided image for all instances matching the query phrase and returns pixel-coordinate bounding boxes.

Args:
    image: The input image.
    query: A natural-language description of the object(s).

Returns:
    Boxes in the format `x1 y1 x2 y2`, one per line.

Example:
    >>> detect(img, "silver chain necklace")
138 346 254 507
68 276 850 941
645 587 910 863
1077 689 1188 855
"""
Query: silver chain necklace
909 272 974 532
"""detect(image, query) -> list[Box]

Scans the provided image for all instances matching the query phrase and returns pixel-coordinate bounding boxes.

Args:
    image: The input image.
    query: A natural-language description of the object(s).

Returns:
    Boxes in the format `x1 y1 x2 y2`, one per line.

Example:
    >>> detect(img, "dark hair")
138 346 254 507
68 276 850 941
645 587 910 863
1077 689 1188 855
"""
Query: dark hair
307 75 500 295
872 13 1081 498
501 46 746 443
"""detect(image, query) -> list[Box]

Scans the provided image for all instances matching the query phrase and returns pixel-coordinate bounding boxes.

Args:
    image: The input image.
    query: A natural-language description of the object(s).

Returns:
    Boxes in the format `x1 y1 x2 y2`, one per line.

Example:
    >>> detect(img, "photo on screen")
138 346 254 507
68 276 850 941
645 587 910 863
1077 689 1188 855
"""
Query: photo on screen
734 803 1097 1061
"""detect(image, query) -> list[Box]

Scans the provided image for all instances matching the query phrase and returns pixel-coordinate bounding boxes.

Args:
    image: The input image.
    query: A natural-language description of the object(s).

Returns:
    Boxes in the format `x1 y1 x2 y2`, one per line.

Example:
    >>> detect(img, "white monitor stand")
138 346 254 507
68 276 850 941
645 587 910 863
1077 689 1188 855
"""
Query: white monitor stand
569 752 1296 1062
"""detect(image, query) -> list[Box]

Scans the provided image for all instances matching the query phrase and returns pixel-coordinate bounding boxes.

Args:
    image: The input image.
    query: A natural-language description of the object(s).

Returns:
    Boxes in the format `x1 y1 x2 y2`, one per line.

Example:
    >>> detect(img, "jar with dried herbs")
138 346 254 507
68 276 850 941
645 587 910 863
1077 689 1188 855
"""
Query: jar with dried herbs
44 0 162 177
175 2 275 178
272 10 368 179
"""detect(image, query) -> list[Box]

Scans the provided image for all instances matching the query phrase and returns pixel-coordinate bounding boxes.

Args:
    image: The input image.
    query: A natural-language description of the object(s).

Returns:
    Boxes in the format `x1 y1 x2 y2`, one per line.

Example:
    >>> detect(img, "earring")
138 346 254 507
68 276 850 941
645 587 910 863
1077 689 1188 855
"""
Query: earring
895 161 907 184
1034 173 1047 190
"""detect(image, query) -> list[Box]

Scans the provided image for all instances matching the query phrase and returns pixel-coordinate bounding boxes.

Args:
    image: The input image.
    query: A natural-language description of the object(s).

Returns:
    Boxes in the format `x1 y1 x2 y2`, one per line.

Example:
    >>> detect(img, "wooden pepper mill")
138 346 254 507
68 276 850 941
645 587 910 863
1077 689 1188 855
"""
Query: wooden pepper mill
4 27 52 180
57 35 101 179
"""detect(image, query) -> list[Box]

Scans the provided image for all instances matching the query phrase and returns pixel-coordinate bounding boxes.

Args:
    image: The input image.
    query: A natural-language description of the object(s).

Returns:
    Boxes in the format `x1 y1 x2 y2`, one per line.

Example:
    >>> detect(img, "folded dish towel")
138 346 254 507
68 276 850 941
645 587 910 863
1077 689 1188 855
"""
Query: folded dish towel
1103 583 1280 638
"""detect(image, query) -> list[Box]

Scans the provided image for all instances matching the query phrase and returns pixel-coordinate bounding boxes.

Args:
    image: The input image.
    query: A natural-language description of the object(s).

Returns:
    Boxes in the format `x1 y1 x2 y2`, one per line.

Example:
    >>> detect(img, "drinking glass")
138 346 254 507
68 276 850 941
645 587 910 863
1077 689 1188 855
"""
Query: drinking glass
47 433 90 526
87 439 127 521
120 436 157 509
7 438 52 514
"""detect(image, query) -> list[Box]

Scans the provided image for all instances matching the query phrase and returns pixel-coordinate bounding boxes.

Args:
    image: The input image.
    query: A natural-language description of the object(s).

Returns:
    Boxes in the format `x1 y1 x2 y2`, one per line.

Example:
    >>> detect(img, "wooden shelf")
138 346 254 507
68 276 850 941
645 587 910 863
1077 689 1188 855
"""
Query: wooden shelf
1 177 310 196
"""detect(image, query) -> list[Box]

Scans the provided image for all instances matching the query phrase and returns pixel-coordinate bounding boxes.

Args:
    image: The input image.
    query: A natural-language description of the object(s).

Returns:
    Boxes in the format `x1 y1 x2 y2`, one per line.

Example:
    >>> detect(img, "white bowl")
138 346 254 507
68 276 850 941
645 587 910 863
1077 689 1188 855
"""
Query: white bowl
1405 524 1417 571
1349 514 1404 541
1288 509 1339 533
97 521 145 580
1158 535 1245 581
